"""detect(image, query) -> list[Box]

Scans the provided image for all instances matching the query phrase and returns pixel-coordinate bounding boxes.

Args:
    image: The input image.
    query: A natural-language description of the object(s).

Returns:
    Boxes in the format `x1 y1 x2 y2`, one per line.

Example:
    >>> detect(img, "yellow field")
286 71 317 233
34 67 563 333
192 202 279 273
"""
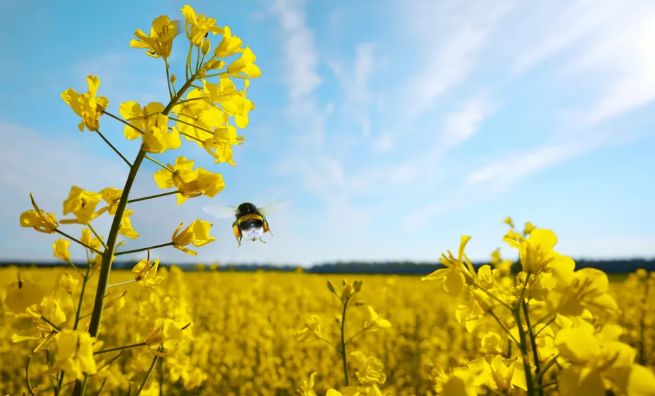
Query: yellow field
1 265 653 396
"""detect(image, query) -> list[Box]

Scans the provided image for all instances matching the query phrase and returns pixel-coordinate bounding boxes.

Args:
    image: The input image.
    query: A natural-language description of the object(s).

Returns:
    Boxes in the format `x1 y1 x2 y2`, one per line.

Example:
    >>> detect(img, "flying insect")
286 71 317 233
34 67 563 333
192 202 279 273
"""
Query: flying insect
202 202 276 247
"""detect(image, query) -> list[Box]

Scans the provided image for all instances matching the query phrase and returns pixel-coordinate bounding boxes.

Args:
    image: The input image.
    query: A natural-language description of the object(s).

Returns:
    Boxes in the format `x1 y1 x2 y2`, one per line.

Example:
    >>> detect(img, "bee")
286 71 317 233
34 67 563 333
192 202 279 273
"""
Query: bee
203 202 277 247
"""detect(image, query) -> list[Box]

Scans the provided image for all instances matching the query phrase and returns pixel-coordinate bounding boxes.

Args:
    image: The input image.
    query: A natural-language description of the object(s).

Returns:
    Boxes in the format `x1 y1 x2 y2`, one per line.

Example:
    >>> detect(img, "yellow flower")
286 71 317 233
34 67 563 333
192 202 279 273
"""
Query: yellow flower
350 352 386 386
202 125 243 165
61 186 103 225
94 187 123 216
362 306 391 331
20 193 59 234
145 318 188 352
295 315 322 342
4 277 46 314
504 228 574 276
489 356 515 392
180 5 224 46
171 220 216 255
214 26 243 58
142 114 181 154
45 330 97 380
422 236 475 297
52 239 70 262
60 75 109 132
430 365 477 396
59 273 79 294
297 372 318 396
132 258 164 289
555 324 655 396
153 157 225 204
12 296 67 353
503 216 515 228
118 209 139 240
547 267 619 316
227 46 262 78
80 228 102 251
118 101 165 140
176 168 225 202
130 15 181 58
523 221 536 235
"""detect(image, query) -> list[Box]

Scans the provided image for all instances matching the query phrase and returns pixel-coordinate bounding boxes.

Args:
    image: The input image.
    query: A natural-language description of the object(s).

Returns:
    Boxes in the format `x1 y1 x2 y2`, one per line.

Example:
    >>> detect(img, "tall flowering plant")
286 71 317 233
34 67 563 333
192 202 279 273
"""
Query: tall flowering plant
12 5 261 395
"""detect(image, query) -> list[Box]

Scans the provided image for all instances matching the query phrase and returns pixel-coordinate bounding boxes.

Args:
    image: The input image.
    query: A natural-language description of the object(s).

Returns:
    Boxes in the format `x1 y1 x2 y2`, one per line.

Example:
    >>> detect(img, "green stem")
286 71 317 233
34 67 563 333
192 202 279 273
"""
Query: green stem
94 342 147 356
522 297 544 396
145 155 173 172
535 354 559 383
168 116 214 137
128 191 179 204
107 279 136 288
26 355 33 395
534 316 556 338
114 242 174 256
202 72 228 78
340 297 351 387
514 275 536 396
95 378 107 396
101 111 144 136
135 353 159 396
95 129 132 168
488 309 520 345
54 229 103 255
345 328 367 345
74 65 199 396
56 371 65 396
159 355 164 396
88 224 108 250
537 381 557 390
40 316 61 332
164 58 173 100
74 265 91 330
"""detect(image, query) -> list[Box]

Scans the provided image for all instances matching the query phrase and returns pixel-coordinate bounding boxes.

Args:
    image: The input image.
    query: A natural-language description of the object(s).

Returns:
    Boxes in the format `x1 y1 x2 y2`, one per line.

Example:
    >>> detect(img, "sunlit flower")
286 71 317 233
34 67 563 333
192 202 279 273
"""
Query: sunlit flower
130 15 181 58
60 76 109 132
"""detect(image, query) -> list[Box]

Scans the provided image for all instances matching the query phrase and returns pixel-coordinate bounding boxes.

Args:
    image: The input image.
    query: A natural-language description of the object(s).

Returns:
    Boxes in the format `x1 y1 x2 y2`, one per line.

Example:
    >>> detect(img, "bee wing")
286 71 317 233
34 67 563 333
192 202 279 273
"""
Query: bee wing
202 205 238 220
257 200 289 217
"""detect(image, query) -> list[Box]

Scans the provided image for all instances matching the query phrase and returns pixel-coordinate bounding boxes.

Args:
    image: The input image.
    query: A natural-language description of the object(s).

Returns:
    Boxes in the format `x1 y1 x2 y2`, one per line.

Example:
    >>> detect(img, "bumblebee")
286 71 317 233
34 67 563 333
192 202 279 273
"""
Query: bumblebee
231 202 272 247
203 202 276 247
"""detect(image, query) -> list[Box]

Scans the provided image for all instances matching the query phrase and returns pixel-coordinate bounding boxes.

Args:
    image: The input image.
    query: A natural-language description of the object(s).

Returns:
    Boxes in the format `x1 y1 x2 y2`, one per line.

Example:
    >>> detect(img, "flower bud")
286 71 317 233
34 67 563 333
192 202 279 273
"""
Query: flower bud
204 60 225 71
59 273 79 294
170 74 177 84
201 40 211 56
353 280 363 292
327 280 336 293
342 279 348 286
340 284 353 303
354 301 366 306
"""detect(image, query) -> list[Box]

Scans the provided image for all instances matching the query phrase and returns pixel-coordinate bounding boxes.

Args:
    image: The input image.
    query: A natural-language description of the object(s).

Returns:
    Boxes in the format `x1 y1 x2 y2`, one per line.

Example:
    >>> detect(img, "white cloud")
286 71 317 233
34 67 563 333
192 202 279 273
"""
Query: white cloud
400 0 511 120
272 0 322 100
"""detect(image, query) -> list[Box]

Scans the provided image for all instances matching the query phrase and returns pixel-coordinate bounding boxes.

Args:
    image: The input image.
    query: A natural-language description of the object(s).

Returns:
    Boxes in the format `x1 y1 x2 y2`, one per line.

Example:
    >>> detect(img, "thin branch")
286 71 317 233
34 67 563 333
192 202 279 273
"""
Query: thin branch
88 223 108 250
128 191 180 204
115 242 174 256
54 229 103 255
95 130 132 168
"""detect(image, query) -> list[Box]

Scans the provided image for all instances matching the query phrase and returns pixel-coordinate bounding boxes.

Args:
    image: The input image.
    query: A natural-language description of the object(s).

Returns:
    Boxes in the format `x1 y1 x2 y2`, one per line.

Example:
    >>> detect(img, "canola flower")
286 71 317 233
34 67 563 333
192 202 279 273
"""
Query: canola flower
11 4 261 396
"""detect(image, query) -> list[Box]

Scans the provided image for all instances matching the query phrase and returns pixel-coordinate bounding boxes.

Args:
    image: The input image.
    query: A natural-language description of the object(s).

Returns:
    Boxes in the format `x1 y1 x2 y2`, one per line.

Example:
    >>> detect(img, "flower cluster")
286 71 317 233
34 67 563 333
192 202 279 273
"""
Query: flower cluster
11 4 260 395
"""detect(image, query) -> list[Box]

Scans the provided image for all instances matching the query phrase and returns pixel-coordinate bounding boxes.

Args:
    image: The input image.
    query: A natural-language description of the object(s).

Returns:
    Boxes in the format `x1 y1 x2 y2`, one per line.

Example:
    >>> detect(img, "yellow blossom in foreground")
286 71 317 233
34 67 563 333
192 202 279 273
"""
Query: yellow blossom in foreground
297 372 318 396
153 157 225 204
214 26 243 58
172 220 215 255
422 236 475 297
130 15 181 58
20 194 58 234
145 318 188 352
350 352 386 386
295 315 322 342
430 365 477 396
61 186 103 225
132 258 164 288
181 5 223 46
52 239 70 262
118 209 139 239
81 228 103 251
3 278 46 314
95 187 123 216
227 46 262 78
59 273 78 294
362 306 391 331
60 75 109 132
503 216 514 229
119 101 164 140
45 330 97 380
143 114 181 154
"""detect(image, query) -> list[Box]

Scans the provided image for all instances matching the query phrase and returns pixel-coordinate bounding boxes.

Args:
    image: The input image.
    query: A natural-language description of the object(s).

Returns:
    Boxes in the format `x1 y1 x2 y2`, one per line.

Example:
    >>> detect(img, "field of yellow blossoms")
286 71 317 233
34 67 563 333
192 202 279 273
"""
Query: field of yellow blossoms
1 253 655 396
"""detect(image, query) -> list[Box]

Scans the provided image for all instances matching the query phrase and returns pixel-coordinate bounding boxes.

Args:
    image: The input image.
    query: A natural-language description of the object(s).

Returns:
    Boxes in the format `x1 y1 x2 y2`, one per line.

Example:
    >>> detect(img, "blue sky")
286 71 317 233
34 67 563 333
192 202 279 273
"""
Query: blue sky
1 0 654 266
